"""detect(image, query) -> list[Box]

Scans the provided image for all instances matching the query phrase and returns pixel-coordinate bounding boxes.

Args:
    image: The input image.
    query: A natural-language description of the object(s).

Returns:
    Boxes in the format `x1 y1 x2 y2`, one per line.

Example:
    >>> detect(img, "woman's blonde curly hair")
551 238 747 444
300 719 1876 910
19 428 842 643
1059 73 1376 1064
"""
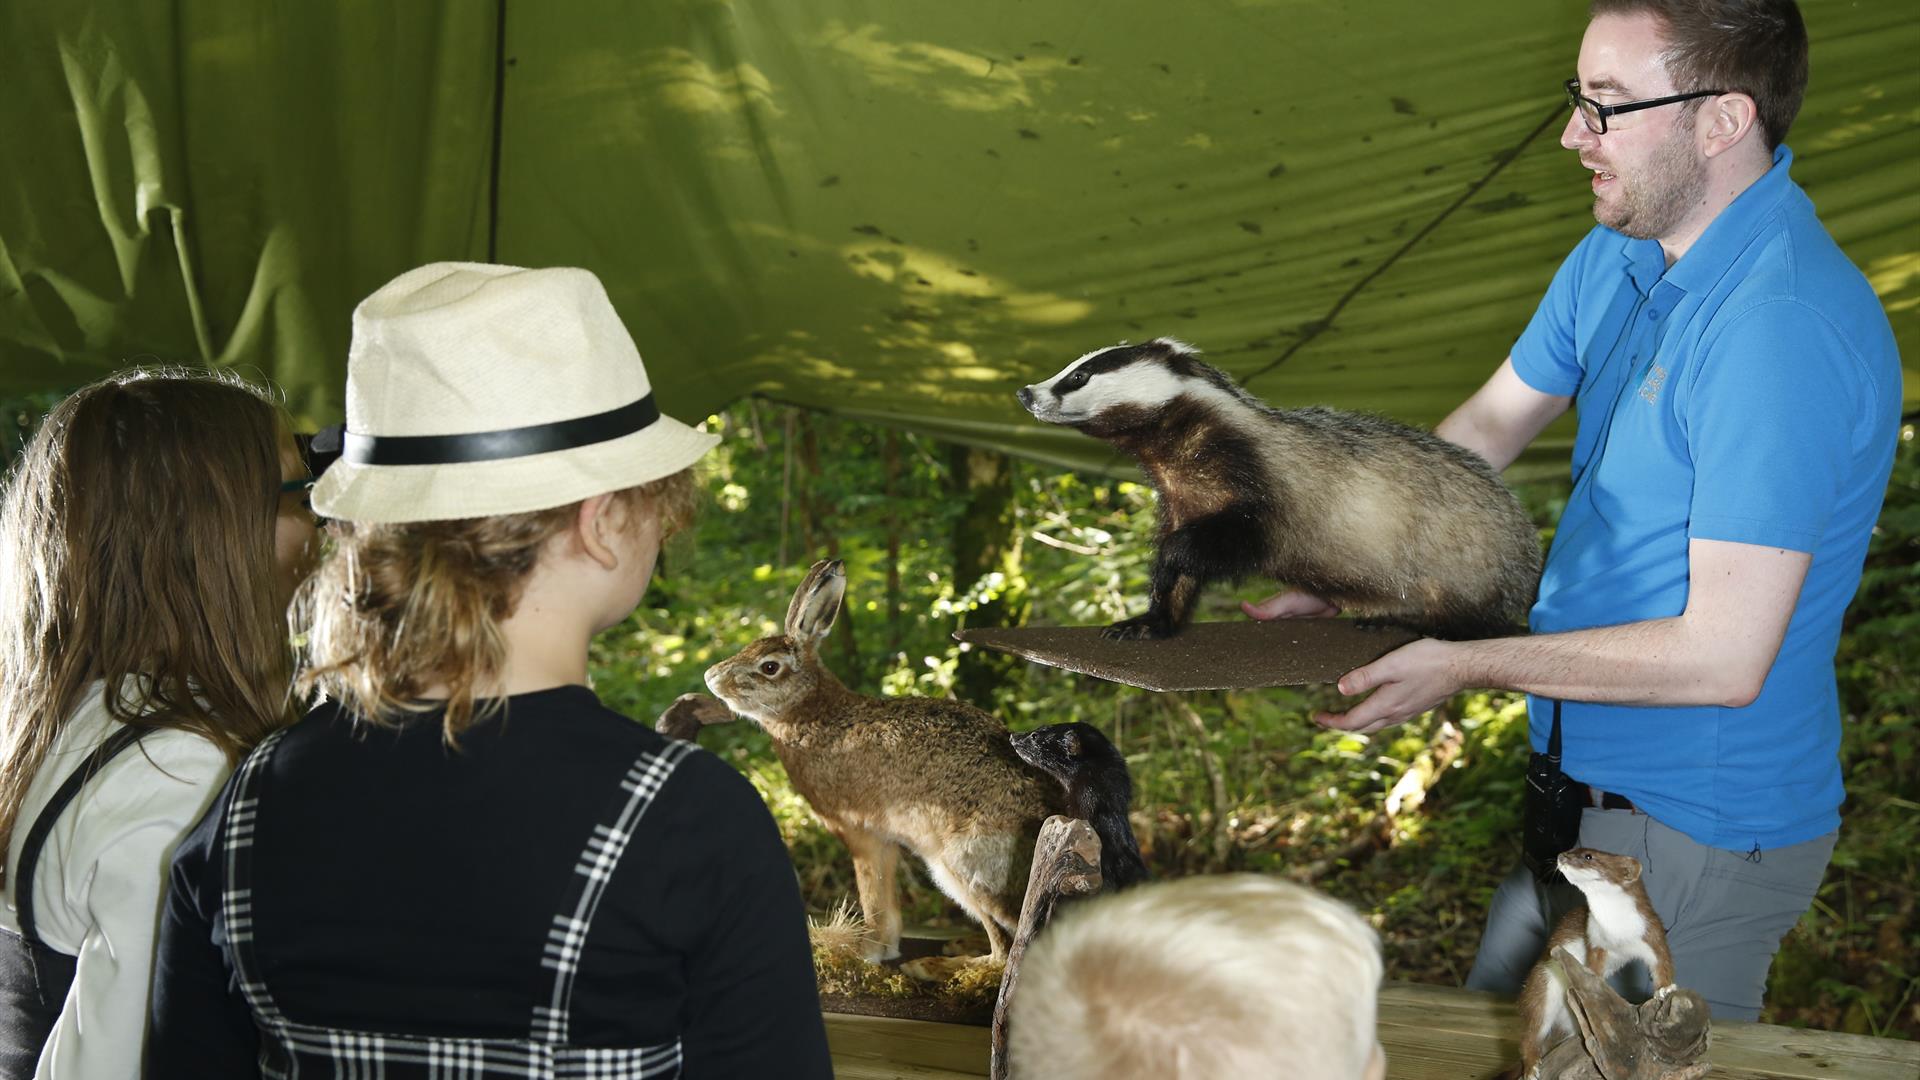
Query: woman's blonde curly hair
293 468 698 741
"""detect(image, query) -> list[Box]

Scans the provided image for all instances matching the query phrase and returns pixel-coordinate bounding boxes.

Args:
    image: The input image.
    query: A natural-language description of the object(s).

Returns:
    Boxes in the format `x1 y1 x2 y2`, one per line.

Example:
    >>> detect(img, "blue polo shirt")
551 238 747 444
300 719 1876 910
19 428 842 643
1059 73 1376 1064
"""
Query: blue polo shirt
1510 146 1902 852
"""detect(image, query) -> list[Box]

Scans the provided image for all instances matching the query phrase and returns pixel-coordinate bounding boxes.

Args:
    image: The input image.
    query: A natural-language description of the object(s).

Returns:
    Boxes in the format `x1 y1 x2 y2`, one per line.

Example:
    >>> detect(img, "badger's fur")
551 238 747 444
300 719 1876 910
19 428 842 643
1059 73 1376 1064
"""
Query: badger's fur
1016 337 1541 641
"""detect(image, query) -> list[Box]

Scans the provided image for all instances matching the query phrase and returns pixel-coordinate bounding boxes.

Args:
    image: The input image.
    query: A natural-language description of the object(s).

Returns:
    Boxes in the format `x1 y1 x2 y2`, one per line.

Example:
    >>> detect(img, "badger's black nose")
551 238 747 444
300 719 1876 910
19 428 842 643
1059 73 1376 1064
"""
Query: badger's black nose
1016 386 1035 409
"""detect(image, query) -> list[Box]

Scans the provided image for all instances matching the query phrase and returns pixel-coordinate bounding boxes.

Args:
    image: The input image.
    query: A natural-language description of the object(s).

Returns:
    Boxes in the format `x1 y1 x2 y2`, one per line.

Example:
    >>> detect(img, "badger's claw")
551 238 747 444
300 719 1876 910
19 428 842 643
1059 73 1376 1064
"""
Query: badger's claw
1102 614 1174 640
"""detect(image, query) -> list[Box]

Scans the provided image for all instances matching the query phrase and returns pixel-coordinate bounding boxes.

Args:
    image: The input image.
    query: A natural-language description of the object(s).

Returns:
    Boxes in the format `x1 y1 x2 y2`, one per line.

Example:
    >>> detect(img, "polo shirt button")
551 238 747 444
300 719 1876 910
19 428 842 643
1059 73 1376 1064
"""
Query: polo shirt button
1647 309 1661 320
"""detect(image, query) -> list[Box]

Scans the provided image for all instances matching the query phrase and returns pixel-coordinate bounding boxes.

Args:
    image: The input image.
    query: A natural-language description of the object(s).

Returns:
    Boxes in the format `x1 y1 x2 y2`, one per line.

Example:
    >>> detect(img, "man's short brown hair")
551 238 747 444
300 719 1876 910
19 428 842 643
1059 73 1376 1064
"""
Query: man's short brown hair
1591 0 1809 149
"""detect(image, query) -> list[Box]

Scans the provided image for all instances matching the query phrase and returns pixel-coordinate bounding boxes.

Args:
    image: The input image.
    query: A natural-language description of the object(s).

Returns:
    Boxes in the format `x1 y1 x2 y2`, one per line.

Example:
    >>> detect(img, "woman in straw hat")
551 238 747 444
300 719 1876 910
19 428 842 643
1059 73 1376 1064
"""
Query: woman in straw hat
145 264 831 1078
0 371 317 1080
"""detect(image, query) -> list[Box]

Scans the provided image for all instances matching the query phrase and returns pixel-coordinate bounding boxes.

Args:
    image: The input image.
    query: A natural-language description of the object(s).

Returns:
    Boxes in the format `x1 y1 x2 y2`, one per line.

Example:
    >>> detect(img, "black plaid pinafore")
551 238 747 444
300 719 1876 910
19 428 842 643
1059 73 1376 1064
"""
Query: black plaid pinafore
219 729 695 1078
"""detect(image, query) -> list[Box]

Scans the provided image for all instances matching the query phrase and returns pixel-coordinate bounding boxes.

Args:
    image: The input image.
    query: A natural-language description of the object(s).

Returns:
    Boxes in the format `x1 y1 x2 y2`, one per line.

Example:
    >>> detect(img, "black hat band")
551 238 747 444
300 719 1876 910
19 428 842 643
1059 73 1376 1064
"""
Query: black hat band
341 394 660 466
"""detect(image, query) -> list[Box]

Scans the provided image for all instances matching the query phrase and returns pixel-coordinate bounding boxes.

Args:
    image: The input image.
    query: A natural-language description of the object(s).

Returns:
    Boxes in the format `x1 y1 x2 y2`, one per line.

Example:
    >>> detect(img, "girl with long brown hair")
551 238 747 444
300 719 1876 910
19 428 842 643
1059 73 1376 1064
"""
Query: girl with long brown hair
0 371 316 1078
145 264 831 1079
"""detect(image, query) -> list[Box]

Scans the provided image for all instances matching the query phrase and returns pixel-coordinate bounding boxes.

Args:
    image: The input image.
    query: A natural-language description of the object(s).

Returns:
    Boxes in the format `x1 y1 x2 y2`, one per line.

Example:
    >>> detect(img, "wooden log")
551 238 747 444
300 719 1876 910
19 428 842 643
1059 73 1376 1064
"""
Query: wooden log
1537 946 1712 1080
989 816 1103 1080
1631 981 1711 1069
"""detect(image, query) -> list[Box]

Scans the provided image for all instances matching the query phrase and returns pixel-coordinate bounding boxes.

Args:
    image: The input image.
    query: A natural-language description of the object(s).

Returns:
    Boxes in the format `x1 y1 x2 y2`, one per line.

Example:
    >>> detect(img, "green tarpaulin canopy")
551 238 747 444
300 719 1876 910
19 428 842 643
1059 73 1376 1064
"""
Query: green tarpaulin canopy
3 1 1915 472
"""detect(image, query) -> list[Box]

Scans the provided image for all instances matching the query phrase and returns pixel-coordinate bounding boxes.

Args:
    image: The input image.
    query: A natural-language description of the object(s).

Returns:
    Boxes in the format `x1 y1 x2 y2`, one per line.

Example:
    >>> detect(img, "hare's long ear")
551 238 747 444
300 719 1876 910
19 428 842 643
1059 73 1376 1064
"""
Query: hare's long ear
786 559 846 645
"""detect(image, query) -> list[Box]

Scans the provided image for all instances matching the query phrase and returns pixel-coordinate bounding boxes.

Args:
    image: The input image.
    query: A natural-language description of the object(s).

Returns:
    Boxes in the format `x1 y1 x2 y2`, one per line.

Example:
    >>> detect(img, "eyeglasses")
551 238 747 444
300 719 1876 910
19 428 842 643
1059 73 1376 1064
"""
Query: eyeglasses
1564 78 1724 135
278 478 315 514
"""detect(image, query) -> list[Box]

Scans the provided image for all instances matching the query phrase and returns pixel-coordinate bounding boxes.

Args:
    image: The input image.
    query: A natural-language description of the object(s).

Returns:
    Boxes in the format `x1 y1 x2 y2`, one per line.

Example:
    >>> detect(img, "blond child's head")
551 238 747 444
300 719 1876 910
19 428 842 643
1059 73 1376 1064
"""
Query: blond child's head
1009 873 1386 1080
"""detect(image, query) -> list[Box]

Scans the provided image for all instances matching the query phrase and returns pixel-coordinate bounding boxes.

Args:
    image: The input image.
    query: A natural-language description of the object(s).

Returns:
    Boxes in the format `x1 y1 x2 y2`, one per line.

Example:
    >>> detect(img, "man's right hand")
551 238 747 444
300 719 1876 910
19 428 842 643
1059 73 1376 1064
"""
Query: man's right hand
1241 590 1342 620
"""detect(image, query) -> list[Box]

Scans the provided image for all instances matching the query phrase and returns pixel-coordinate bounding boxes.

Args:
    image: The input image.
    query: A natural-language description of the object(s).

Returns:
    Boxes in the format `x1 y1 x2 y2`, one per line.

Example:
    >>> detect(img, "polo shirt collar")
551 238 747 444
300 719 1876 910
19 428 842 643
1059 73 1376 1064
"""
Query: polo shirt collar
1611 144 1796 298
1619 237 1666 298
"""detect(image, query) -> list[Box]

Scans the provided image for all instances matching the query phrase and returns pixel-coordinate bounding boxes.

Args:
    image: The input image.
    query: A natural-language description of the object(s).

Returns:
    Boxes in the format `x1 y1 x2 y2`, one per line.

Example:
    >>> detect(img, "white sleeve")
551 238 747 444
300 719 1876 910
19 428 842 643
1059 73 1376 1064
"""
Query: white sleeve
35 737 228 1080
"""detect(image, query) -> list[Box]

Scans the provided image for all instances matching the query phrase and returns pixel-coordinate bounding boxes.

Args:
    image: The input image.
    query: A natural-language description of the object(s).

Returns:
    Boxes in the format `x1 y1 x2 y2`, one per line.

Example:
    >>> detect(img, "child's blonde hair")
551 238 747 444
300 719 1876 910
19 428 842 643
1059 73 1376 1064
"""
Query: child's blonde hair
293 469 697 741
1008 873 1384 1079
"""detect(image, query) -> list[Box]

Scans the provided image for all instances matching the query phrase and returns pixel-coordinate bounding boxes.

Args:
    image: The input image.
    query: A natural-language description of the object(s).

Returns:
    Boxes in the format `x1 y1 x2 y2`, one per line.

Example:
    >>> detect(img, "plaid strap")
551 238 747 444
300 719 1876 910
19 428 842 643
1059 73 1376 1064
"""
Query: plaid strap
257 1023 682 1078
219 728 694 1077
531 739 694 1044
221 727 293 1025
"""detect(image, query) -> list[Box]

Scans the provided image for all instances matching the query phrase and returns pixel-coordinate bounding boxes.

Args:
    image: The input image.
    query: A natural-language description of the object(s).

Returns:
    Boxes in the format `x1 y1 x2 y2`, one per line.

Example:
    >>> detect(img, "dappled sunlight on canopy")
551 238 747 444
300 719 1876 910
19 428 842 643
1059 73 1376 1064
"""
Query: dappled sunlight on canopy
1 1 1911 469
840 239 1094 329
638 47 783 118
815 21 1082 113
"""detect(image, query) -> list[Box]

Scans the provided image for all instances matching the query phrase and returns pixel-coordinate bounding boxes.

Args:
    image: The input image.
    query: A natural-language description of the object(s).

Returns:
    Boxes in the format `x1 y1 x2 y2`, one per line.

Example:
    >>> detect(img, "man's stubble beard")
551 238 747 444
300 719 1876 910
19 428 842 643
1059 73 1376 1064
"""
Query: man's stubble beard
1596 114 1708 242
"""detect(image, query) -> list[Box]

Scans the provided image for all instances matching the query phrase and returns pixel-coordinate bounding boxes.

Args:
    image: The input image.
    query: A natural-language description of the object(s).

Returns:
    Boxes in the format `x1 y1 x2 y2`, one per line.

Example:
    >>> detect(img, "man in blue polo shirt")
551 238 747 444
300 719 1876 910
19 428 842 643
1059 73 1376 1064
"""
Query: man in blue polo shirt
1245 0 1901 1019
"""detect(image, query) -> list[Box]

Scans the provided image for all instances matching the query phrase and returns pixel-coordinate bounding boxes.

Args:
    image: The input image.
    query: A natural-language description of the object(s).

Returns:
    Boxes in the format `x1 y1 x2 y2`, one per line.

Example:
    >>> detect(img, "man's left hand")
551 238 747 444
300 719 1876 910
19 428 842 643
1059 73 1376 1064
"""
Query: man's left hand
1314 638 1466 735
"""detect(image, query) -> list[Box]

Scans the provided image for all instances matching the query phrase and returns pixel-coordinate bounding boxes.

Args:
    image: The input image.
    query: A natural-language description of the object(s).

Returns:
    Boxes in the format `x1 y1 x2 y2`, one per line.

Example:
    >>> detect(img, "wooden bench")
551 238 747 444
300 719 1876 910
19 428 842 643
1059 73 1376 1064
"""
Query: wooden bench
825 981 1920 1079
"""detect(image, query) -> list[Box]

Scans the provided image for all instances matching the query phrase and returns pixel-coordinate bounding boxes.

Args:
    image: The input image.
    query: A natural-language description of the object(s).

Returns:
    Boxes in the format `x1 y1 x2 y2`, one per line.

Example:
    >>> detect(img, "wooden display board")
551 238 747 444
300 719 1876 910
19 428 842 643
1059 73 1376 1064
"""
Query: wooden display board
955 619 1419 691
824 983 1920 1079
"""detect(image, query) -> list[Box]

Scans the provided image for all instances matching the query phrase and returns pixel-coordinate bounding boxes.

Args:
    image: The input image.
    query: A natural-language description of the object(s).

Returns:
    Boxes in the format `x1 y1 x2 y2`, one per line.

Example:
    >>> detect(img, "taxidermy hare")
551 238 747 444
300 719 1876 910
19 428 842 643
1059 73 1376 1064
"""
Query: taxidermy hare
704 559 1060 963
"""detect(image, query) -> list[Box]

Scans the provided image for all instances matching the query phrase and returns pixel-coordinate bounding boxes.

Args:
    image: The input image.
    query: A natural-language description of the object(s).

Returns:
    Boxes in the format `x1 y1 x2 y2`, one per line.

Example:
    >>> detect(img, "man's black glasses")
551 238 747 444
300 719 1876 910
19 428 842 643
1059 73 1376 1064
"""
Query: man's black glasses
1564 78 1725 135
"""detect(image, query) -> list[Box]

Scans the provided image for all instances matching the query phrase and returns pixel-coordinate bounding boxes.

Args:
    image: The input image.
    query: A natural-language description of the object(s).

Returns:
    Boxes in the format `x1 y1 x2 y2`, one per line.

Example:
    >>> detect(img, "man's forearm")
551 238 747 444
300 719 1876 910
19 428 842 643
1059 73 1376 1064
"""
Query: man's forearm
1435 409 1521 472
1433 358 1573 472
1449 617 1767 708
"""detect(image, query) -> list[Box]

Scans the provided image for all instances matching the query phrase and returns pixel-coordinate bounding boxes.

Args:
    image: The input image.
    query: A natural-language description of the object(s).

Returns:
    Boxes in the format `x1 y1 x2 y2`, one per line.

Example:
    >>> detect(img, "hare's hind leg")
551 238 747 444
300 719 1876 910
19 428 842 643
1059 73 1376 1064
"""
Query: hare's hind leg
841 828 902 961
923 858 1014 962
928 834 1024 962
977 901 1016 962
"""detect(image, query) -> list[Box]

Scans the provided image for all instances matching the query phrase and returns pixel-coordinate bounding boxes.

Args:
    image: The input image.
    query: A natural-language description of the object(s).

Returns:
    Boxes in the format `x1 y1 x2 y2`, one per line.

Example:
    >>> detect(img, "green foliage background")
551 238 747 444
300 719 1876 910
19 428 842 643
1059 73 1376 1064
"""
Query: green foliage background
1 393 1912 1038
595 402 1917 1039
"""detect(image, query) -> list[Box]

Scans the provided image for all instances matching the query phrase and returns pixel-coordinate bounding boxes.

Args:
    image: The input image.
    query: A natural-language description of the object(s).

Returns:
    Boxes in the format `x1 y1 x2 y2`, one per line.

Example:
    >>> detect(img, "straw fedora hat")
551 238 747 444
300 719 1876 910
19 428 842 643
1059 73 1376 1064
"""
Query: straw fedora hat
312 262 718 523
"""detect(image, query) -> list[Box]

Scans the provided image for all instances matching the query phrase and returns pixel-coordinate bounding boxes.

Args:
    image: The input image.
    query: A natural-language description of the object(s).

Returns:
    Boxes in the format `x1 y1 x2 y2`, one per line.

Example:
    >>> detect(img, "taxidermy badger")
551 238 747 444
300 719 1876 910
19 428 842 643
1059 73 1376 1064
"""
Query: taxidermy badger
1017 338 1541 641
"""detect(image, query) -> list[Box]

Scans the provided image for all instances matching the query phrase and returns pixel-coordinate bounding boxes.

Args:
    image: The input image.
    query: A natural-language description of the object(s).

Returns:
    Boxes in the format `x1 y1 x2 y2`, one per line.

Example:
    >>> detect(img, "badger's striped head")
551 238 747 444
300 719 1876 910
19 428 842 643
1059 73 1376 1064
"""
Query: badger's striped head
1017 337 1231 431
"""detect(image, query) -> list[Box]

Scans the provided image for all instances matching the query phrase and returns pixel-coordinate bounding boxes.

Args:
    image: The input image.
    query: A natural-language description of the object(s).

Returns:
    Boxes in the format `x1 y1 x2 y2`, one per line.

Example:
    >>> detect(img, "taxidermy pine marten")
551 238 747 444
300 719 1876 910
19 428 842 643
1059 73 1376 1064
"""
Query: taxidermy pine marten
1011 722 1151 890
1517 848 1676 1077
1017 337 1542 641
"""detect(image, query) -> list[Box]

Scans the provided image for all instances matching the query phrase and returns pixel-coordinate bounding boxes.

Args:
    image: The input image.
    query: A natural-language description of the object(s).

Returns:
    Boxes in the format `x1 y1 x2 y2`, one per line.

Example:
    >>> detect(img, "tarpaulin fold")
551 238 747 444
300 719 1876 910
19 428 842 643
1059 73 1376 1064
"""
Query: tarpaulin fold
3 0 1915 472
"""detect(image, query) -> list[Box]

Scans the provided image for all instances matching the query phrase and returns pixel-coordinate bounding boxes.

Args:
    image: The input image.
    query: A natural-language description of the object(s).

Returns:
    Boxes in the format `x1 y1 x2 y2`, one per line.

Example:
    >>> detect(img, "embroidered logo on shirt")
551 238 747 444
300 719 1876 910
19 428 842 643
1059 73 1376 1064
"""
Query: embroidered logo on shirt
1638 362 1668 405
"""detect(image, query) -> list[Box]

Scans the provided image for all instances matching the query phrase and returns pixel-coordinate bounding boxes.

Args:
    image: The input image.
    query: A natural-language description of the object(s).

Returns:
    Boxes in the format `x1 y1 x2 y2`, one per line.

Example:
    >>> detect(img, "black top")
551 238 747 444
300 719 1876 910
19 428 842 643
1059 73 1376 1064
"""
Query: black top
145 686 831 1078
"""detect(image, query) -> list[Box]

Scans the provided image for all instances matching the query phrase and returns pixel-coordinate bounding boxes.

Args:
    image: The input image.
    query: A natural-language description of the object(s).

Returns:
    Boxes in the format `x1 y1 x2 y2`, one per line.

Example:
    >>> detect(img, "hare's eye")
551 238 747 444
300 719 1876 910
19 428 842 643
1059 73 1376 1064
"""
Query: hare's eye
759 660 782 677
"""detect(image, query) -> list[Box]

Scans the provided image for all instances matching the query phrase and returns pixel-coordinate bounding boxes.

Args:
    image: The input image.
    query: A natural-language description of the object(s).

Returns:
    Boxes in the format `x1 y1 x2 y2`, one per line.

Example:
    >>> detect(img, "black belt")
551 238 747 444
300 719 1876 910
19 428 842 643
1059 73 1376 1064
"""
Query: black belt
1570 780 1638 813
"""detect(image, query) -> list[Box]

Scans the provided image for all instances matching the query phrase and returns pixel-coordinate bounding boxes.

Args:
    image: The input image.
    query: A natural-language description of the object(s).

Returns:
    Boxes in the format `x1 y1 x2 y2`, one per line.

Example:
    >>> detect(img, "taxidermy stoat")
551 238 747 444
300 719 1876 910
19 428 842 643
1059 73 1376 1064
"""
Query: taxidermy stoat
1010 722 1151 890
1517 848 1676 1077
1016 338 1542 640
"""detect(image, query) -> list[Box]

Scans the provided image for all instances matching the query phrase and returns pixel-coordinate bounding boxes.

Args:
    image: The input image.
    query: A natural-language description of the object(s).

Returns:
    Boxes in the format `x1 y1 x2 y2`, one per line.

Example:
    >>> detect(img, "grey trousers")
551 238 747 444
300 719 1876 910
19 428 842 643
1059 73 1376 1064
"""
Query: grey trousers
1463 806 1836 1021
